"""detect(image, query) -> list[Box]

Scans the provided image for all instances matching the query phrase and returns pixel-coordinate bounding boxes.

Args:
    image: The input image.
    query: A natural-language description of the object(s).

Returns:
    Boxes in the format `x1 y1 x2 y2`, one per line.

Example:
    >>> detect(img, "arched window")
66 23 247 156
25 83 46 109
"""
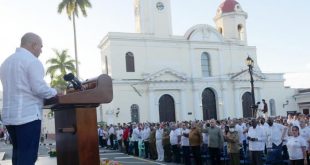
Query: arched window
269 99 276 116
238 24 244 40
218 27 223 35
201 52 211 77
130 104 139 123
126 52 135 72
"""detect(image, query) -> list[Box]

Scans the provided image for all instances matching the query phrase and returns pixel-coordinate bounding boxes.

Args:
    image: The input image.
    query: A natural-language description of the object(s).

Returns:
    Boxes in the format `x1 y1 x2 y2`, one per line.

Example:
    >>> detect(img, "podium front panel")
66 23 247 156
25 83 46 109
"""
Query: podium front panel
54 108 100 165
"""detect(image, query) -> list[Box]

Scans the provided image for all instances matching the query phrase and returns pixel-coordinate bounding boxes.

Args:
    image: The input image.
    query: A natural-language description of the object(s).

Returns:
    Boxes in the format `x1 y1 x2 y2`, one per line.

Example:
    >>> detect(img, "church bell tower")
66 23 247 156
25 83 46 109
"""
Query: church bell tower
214 0 248 45
134 0 172 36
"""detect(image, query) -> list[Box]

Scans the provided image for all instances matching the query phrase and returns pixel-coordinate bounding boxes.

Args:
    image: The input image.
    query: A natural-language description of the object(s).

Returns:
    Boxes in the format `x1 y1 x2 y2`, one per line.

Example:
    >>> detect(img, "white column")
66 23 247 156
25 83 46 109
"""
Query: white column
220 89 227 119
193 89 202 120
180 89 188 121
234 88 241 118
148 89 158 122
175 97 181 122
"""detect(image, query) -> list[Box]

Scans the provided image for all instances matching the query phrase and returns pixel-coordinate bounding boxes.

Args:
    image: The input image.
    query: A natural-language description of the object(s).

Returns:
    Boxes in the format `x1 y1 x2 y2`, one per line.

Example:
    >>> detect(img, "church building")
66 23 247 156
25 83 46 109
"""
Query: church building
97 0 297 124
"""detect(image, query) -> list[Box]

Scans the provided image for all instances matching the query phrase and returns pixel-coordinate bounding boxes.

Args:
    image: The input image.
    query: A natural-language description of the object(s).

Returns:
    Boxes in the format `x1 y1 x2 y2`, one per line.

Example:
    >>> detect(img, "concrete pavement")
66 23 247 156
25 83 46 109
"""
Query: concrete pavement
0 139 178 165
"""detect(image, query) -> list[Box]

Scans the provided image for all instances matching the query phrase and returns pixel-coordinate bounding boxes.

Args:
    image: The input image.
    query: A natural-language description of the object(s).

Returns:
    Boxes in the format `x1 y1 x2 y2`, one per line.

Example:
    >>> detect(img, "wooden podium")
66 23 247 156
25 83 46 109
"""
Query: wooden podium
44 74 113 165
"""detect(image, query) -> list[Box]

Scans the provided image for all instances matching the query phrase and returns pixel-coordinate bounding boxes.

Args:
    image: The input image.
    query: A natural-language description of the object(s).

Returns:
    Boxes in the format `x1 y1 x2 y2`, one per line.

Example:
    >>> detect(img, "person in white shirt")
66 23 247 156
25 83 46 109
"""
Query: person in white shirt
292 114 301 127
180 123 190 165
265 118 287 164
0 32 57 165
155 123 164 161
132 124 142 156
202 123 210 157
116 126 123 151
247 119 266 165
169 124 181 163
98 125 104 148
257 102 264 118
258 118 268 155
102 127 108 148
287 126 307 165
235 119 247 156
287 114 294 125
141 124 151 158
299 120 310 165
108 125 116 149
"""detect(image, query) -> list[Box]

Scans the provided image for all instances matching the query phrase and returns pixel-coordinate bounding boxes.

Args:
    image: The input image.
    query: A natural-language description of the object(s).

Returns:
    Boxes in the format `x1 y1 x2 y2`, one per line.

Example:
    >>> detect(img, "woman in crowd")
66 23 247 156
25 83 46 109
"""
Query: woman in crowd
287 126 307 165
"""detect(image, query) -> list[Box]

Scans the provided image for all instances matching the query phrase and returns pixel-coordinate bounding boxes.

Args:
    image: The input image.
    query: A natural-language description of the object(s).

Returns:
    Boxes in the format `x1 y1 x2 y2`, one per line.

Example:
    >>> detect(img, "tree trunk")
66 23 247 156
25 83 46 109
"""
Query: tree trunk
72 14 79 77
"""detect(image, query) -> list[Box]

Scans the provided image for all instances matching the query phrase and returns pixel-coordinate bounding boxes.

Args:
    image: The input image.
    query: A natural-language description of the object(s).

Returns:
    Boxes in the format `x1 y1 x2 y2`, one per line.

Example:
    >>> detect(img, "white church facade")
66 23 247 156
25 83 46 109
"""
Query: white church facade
97 0 298 124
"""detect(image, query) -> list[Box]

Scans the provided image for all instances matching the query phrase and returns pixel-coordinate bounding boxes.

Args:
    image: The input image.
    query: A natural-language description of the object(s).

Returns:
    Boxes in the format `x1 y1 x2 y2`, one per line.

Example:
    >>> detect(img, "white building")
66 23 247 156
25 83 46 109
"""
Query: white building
97 0 299 124
294 89 310 115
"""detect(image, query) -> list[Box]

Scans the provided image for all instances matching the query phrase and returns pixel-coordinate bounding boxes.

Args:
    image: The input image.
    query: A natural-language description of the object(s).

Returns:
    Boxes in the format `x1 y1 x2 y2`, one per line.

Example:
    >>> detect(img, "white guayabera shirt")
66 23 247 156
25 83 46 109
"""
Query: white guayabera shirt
0 48 57 125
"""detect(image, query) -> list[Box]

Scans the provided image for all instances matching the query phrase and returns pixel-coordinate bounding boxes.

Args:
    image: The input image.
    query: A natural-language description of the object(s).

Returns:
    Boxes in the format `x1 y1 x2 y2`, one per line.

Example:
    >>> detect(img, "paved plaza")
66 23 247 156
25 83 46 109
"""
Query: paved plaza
0 139 178 165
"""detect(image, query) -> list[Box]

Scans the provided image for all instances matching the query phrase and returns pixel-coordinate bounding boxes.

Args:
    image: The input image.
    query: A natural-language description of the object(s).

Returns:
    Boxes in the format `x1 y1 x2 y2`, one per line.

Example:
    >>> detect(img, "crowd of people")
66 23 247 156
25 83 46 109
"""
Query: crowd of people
98 113 310 165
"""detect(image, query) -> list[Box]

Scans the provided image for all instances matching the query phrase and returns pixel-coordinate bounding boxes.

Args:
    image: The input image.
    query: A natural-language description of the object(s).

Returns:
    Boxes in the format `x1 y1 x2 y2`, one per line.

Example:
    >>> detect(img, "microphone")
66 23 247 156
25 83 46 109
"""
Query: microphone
63 73 83 90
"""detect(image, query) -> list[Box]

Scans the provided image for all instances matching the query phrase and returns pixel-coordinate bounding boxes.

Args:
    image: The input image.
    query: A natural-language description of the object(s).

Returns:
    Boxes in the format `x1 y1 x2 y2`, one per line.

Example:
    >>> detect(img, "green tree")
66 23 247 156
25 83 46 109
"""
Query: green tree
46 49 76 91
57 0 92 77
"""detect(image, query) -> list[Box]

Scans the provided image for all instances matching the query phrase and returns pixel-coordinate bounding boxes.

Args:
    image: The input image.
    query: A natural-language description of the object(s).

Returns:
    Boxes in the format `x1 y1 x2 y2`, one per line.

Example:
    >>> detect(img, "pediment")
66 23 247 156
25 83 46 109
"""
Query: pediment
184 24 224 42
231 69 266 81
143 68 188 82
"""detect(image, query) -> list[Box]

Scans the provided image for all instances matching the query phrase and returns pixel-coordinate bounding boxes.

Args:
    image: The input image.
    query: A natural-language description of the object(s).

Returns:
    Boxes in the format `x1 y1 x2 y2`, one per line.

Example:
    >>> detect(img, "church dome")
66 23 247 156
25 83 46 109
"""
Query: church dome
217 0 242 14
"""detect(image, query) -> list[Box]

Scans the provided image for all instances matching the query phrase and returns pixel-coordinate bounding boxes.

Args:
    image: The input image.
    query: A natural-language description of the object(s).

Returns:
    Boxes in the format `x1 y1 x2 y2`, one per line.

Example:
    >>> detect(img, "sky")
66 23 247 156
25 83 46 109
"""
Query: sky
0 0 309 89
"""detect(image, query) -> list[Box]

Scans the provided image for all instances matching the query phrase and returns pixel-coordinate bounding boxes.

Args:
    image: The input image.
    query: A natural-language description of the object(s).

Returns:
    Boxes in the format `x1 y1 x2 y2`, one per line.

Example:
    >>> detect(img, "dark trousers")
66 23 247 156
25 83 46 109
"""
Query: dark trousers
109 134 114 149
98 136 103 147
191 146 202 165
282 145 289 160
242 140 247 155
182 146 191 165
134 141 139 156
117 140 122 151
103 139 107 147
123 139 129 154
229 153 240 165
249 151 263 165
306 151 309 165
149 141 157 160
202 144 208 156
6 120 41 165
171 144 181 163
143 141 150 158
163 144 172 162
209 147 221 165
266 143 283 164
290 159 304 165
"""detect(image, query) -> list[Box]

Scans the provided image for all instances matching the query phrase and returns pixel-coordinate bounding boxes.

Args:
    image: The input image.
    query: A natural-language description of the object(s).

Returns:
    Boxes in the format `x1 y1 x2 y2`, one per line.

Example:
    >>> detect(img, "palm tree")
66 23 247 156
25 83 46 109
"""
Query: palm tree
57 0 92 78
46 49 76 91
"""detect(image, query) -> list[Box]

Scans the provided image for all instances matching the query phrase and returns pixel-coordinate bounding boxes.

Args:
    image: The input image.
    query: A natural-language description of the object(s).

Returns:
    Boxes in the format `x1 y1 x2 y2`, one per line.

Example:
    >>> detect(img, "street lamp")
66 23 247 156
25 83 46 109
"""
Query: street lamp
246 56 256 117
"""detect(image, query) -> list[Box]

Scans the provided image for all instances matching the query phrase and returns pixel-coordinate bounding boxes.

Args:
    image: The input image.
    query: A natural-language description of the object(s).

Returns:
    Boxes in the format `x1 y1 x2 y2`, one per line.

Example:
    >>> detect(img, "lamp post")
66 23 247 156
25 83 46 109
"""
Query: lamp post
246 56 256 118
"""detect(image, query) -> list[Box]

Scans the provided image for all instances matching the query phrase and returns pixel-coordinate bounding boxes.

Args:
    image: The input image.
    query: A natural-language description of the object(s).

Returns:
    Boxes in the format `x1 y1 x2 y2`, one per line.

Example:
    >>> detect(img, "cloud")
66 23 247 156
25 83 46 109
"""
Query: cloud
306 62 310 70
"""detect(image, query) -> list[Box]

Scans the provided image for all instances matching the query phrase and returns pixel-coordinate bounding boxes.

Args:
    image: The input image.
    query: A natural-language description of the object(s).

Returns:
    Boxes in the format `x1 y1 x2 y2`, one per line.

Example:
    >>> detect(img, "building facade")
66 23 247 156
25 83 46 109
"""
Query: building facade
95 0 299 124
294 89 310 115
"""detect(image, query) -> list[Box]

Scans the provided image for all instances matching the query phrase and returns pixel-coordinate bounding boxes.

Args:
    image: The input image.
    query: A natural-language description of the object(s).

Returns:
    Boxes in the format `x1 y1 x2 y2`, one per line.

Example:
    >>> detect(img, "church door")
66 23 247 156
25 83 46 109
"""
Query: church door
202 88 217 120
159 94 176 122
242 92 253 118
